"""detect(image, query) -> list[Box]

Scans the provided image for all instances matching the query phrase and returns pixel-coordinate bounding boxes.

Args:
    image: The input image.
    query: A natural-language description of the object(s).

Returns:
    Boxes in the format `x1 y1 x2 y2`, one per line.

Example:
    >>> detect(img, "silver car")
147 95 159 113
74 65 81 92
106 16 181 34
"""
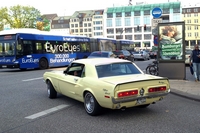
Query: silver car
132 51 150 60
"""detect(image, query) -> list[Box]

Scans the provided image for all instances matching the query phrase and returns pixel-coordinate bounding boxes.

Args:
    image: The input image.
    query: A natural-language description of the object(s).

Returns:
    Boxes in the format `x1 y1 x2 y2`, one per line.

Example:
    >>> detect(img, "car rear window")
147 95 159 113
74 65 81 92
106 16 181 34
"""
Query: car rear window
96 62 141 78
113 51 123 55
90 52 109 57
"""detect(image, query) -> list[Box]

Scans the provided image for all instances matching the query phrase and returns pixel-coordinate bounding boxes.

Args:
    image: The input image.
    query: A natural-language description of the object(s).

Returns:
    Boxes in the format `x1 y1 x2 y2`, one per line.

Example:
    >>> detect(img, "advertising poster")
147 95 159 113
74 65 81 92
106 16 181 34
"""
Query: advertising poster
158 23 184 60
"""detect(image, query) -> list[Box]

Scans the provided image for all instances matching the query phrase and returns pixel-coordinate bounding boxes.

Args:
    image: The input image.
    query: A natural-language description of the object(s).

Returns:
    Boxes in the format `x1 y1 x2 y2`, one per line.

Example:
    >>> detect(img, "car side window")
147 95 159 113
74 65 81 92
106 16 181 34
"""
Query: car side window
65 63 85 77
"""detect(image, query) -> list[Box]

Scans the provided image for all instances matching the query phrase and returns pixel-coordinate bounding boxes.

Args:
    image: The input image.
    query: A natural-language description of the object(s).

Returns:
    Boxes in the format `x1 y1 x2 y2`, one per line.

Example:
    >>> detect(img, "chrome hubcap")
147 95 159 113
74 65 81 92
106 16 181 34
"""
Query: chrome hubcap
85 93 94 113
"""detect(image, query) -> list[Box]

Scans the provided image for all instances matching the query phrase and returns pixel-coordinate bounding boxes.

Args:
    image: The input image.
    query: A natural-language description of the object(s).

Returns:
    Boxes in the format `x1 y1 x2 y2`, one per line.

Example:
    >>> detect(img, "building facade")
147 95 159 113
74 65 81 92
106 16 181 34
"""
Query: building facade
182 4 200 49
51 16 70 34
104 2 181 50
92 10 104 38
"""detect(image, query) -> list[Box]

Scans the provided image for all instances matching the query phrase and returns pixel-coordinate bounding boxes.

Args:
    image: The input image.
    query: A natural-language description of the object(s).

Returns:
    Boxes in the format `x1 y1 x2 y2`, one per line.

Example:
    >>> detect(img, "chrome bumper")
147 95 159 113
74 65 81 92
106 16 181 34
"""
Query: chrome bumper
112 89 170 104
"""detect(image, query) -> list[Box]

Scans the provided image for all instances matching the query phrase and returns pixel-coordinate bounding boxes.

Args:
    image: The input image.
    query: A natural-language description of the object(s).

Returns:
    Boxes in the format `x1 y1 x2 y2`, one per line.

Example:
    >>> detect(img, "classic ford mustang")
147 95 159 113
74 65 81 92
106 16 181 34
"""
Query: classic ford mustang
43 58 170 116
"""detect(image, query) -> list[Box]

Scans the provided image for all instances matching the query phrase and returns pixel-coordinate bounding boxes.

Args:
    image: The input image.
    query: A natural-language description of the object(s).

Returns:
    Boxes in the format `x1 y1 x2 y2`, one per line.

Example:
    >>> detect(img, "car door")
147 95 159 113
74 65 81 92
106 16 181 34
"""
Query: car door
58 63 84 99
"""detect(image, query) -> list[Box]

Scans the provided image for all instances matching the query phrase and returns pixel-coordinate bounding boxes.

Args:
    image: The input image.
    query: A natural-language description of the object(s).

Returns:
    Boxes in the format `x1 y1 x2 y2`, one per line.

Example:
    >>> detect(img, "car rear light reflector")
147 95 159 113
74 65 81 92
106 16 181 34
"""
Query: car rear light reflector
148 86 166 92
118 90 138 97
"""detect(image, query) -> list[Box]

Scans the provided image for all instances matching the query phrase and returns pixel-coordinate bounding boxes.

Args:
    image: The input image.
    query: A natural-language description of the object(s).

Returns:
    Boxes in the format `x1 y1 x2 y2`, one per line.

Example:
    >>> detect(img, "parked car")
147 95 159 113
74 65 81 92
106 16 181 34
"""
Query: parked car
185 49 192 65
113 50 134 62
132 51 150 60
87 51 116 58
149 51 157 59
43 58 170 116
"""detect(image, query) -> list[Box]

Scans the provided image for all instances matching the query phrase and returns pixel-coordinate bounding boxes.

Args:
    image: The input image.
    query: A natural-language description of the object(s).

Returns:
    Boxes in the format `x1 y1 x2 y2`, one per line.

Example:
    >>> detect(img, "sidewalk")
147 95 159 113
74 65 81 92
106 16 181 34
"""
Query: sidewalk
169 79 200 102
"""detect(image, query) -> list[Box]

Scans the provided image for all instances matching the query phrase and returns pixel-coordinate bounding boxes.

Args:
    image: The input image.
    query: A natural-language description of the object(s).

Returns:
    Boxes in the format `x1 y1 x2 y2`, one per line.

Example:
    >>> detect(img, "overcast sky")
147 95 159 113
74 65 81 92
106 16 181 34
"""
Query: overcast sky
0 0 199 16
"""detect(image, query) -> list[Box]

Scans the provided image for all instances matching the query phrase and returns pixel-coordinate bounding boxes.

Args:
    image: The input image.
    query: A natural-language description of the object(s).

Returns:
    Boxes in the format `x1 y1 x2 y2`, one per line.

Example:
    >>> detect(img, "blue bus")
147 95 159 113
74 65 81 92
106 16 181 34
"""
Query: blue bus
0 29 90 70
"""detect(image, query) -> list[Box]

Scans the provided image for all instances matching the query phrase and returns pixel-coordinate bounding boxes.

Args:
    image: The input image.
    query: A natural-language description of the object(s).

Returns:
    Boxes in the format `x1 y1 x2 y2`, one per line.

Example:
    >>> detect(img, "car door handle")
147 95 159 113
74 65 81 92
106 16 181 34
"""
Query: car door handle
74 78 78 82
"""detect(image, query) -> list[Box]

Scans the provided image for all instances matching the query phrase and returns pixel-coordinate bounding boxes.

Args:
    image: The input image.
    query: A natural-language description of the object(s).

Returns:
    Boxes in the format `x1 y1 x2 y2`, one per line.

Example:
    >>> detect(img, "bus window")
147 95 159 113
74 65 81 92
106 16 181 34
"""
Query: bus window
23 40 33 55
80 42 90 52
36 42 43 53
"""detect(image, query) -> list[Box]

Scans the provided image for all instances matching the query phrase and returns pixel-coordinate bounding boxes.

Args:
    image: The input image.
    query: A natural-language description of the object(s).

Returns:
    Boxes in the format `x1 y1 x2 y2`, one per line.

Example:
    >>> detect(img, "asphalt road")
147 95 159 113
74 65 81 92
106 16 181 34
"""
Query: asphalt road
0 60 199 133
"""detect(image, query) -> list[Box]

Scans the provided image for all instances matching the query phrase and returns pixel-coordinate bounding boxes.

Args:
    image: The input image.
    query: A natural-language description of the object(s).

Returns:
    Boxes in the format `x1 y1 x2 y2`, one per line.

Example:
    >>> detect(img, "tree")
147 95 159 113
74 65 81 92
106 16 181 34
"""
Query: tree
36 18 50 31
0 5 41 30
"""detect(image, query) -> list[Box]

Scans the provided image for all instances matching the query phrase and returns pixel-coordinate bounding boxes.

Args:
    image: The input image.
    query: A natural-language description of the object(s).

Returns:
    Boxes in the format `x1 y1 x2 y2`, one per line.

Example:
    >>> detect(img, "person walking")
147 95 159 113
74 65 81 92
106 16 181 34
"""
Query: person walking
189 44 200 82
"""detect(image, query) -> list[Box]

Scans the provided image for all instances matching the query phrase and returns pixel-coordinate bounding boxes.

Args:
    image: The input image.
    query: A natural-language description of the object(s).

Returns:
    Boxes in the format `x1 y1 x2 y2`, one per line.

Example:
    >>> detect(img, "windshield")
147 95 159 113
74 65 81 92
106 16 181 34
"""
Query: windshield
0 41 15 56
96 62 141 78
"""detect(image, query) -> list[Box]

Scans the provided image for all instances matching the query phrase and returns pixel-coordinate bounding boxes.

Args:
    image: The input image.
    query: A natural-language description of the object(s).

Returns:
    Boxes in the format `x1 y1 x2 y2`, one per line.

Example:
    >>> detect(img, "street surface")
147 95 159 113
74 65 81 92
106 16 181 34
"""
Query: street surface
0 59 199 133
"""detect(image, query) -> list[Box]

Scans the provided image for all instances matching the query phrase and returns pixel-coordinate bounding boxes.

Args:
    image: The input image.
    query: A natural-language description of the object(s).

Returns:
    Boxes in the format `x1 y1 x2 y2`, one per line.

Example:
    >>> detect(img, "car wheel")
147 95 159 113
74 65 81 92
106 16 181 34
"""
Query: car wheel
137 104 150 108
47 80 57 99
84 92 101 116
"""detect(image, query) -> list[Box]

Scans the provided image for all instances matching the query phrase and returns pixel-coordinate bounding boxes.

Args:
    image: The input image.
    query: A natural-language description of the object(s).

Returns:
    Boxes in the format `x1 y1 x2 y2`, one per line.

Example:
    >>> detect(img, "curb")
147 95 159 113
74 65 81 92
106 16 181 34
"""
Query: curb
170 88 200 102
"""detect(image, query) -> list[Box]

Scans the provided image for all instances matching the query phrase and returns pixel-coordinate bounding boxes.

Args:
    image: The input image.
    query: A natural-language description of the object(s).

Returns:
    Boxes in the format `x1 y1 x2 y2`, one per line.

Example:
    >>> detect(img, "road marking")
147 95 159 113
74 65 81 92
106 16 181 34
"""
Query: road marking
25 104 69 119
22 77 43 82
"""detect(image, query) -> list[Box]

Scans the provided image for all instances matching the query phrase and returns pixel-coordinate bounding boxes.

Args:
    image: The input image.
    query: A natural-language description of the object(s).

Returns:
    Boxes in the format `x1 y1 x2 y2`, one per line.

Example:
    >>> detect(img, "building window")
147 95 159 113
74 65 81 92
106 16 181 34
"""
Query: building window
94 32 102 36
84 23 87 27
144 34 151 40
89 34 92 37
144 10 150 15
94 26 102 30
134 26 141 32
187 26 191 30
115 18 121 27
71 24 74 28
88 28 92 32
75 29 78 33
144 26 151 32
143 16 150 25
134 11 140 16
107 36 114 38
194 13 198 17
80 29 83 32
116 35 123 39
134 35 142 40
188 33 191 37
75 24 78 27
107 28 114 34
116 28 123 34
187 20 191 23
124 18 131 26
88 23 91 27
194 8 198 12
116 12 122 17
163 9 170 14
187 9 191 13
194 19 198 23
125 28 132 33
173 8 180 13
106 19 112 27
84 29 87 32
134 17 140 25
107 13 113 18
182 9 185 13
125 35 132 40
195 26 199 30
195 32 199 37
93 21 102 25
187 14 191 17
125 12 131 17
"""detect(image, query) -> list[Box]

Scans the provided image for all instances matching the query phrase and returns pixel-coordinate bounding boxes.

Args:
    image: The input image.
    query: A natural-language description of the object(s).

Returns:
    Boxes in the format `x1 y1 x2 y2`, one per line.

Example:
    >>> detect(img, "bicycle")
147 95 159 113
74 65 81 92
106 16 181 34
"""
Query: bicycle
146 60 159 76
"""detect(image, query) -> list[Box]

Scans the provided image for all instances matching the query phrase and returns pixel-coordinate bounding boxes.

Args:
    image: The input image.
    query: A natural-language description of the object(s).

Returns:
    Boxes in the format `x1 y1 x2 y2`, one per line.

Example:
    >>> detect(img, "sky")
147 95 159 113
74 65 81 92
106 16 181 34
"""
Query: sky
0 0 199 16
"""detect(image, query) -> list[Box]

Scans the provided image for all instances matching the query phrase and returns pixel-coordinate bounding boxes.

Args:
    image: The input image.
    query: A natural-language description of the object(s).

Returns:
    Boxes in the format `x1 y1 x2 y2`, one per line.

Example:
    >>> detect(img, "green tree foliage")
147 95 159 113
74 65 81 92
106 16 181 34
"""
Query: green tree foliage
0 5 41 30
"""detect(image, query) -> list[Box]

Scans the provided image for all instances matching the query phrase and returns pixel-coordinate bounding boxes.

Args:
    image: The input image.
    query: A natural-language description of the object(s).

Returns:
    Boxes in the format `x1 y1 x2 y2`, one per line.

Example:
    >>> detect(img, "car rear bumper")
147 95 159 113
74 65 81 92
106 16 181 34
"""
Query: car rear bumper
112 89 170 104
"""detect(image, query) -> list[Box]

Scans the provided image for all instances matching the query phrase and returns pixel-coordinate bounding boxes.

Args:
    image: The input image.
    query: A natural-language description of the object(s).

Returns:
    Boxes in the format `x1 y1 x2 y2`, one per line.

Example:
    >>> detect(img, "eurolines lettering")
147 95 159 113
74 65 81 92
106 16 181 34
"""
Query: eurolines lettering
22 58 39 63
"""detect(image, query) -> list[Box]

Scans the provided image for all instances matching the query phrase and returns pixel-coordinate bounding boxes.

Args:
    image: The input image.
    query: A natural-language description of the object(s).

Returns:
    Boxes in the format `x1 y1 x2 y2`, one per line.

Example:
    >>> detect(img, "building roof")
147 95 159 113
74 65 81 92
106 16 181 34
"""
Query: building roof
53 16 71 20
106 2 181 13
42 14 58 20
71 10 95 18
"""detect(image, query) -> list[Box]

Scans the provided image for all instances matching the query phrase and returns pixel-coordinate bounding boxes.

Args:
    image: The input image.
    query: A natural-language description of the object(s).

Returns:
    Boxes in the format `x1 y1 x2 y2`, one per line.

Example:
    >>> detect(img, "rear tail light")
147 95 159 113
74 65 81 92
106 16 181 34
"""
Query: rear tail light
148 86 166 93
118 90 138 97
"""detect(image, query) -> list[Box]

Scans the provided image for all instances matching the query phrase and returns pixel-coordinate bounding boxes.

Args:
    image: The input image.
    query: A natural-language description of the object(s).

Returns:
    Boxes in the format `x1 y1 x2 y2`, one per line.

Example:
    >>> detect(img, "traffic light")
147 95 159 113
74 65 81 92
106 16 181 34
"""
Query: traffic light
144 24 146 31
137 25 139 31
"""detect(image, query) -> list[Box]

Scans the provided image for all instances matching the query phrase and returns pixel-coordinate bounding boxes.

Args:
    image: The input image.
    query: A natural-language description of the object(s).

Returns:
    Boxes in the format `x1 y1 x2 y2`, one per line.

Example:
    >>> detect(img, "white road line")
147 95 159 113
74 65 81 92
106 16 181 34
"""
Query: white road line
25 104 69 119
22 77 43 82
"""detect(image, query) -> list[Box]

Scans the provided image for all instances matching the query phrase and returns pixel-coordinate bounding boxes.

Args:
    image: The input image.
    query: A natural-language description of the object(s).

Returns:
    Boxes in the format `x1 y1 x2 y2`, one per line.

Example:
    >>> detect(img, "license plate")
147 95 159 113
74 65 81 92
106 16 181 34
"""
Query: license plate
137 98 146 104
2 65 7 68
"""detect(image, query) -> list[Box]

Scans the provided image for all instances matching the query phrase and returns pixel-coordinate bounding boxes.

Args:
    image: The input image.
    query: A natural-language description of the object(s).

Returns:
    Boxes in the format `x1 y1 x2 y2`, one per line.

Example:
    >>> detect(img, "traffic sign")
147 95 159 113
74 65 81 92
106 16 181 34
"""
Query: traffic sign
152 7 162 18
151 18 162 35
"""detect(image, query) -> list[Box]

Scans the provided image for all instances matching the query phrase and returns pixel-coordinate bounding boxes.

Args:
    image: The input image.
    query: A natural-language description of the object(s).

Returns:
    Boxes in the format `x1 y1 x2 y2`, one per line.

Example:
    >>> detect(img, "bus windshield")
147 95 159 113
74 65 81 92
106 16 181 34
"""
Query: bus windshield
0 40 15 57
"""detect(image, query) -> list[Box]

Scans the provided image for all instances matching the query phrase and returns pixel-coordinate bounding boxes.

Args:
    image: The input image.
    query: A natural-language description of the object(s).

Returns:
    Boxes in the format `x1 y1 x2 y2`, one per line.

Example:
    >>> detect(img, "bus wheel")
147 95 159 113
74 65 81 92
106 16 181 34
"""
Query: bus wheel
39 58 48 69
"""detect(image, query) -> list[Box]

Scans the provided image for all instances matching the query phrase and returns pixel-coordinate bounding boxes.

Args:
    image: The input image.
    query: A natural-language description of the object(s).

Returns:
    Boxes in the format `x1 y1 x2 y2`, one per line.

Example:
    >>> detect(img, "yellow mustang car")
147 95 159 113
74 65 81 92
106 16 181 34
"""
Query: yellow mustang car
43 58 170 116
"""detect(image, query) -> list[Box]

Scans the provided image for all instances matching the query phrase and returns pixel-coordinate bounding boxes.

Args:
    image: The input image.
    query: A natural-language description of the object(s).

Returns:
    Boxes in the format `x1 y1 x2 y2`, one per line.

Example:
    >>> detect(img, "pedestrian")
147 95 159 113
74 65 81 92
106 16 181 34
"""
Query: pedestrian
189 44 200 82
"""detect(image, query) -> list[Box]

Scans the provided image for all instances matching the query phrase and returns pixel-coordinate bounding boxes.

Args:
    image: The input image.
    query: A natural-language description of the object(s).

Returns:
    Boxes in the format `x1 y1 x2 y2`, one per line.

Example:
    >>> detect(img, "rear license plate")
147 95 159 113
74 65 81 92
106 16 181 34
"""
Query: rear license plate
137 98 146 104
2 65 7 68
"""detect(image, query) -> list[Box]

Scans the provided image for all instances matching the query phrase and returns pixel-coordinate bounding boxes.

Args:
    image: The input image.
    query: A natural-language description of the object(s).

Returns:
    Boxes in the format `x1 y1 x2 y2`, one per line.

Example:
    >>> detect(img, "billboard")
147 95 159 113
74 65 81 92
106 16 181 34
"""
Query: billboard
158 22 185 61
